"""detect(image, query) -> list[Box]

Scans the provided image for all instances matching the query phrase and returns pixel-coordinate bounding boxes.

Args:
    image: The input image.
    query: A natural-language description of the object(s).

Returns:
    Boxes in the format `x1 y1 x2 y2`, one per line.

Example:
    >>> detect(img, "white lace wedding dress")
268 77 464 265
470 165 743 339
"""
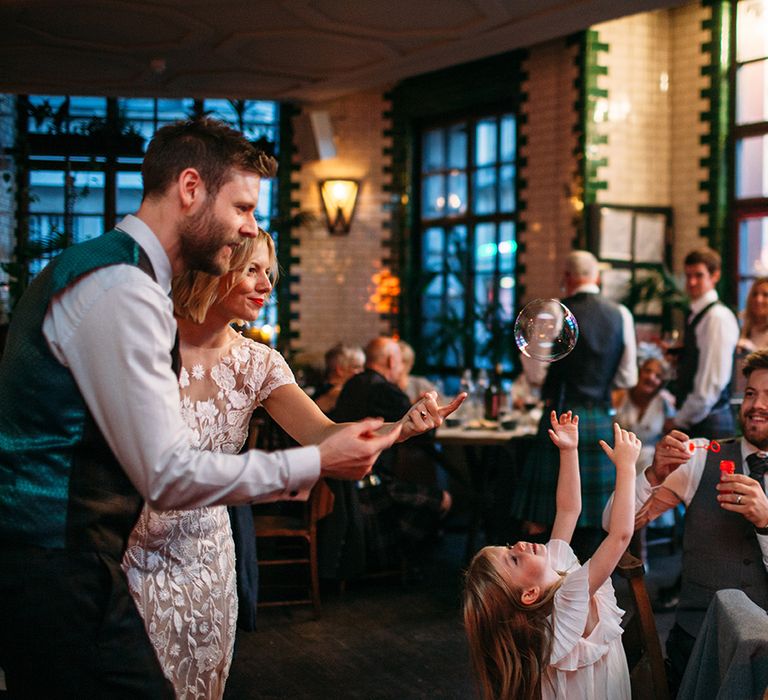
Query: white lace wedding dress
122 334 295 699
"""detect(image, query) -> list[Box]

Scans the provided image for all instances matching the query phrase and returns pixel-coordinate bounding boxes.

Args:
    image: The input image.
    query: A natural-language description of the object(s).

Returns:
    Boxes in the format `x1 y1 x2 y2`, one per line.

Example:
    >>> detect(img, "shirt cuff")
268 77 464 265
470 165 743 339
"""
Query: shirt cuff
282 445 321 501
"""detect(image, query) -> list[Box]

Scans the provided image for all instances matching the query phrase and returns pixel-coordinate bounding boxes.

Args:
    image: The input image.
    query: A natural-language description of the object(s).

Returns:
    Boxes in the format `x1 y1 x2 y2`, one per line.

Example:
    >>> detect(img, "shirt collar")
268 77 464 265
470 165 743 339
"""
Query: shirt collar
572 283 600 295
115 214 173 295
740 439 768 464
689 288 718 315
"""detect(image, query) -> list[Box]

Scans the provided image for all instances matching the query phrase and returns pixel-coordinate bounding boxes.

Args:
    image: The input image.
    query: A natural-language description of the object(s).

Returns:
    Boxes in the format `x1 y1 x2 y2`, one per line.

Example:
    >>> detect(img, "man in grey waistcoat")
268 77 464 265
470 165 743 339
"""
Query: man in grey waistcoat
603 348 768 692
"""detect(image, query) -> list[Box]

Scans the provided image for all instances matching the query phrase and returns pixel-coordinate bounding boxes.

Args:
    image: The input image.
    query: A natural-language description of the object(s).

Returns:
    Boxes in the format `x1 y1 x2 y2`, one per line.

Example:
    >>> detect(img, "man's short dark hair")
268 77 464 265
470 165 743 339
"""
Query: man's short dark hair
742 348 768 379
684 247 721 275
141 117 277 201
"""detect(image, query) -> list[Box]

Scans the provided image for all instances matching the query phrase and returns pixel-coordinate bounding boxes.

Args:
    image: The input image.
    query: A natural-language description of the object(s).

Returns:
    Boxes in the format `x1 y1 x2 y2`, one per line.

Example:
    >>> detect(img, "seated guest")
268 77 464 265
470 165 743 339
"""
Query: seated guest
333 337 452 572
616 355 676 473
397 340 441 403
615 354 677 563
602 348 768 694
313 343 365 415
734 276 768 396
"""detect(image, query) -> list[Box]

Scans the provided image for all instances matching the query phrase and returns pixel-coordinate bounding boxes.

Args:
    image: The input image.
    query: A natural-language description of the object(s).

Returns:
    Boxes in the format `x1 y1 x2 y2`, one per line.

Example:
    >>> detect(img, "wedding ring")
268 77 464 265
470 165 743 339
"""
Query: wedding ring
737 494 743 505
419 411 428 419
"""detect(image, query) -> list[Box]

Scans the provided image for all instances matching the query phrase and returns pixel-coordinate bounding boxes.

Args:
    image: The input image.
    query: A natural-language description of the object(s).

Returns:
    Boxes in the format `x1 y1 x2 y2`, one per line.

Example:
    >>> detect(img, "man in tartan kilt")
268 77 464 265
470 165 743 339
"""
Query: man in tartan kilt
333 337 452 573
510 250 637 561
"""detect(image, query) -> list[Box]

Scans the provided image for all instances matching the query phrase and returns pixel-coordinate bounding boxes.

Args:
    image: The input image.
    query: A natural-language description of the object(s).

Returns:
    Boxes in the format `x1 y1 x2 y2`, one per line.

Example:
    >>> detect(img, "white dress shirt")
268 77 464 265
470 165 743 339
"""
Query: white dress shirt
42 215 319 510
602 438 768 569
674 289 739 429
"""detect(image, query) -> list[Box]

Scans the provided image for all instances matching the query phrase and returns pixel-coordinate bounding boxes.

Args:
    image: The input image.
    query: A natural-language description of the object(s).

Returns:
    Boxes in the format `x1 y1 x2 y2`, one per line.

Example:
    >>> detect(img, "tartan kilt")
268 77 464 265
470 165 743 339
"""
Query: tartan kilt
510 405 617 529
356 474 442 570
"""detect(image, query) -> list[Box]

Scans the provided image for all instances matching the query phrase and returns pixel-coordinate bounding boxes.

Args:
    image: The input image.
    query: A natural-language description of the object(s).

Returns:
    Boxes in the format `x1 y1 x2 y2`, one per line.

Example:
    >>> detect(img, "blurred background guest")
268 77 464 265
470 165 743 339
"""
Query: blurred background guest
313 343 365 415
398 339 441 403
734 276 768 396
615 353 677 563
332 337 451 577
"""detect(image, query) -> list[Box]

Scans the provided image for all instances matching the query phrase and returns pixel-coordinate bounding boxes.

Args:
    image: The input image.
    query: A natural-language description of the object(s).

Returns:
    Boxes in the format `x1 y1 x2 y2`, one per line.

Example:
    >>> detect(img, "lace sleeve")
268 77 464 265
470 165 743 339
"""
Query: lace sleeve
255 345 295 403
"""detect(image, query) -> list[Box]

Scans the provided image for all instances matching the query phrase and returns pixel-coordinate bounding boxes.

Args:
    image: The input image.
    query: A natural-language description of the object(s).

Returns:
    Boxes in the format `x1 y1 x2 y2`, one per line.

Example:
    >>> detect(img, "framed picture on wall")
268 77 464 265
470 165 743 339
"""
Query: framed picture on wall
588 204 673 335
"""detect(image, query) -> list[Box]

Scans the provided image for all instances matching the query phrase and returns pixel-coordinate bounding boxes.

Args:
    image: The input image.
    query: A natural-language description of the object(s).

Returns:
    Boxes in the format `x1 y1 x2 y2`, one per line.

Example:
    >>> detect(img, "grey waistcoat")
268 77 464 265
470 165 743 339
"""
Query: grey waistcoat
677 438 768 636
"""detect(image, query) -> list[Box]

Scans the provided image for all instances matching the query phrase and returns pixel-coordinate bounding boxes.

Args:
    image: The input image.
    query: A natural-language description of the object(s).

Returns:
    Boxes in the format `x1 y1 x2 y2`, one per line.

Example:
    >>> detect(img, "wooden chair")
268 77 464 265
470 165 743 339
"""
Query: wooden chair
252 479 334 618
616 550 670 700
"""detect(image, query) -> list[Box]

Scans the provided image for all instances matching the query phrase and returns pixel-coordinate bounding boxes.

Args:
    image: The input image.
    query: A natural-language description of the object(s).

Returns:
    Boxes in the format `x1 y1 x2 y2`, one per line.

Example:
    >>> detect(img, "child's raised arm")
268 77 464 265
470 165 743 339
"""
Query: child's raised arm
549 410 581 544
587 422 640 597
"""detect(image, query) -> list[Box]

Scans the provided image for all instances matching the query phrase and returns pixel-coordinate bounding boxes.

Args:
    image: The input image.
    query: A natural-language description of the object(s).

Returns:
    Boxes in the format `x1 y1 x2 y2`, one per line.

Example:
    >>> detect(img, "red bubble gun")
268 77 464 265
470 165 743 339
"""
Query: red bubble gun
720 460 735 494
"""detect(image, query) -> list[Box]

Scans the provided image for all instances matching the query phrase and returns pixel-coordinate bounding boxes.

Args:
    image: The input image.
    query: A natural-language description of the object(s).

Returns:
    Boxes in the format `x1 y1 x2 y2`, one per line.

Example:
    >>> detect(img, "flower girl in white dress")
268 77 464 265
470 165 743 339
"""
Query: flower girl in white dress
463 412 640 700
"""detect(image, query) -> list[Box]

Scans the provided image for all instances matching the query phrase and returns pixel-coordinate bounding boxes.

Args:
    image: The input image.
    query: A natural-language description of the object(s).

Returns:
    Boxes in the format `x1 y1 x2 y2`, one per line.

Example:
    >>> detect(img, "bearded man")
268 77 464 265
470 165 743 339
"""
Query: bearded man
0 118 406 697
603 348 768 692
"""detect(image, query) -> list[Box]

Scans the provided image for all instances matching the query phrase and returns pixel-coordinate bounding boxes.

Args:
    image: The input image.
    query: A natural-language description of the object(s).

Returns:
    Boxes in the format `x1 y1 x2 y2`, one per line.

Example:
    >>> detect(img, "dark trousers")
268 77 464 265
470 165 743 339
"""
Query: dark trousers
666 622 696 697
0 547 173 699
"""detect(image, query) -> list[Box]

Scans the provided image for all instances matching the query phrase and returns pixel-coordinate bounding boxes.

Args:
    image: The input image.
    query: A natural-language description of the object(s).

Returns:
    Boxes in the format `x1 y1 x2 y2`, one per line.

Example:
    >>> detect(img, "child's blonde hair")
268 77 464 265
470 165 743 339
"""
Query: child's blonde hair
172 228 277 323
463 547 564 700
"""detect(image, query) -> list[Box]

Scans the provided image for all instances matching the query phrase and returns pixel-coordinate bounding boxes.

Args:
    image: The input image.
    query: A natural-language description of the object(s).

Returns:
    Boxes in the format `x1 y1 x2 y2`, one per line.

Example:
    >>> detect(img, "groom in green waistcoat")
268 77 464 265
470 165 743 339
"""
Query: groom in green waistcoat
0 118 402 698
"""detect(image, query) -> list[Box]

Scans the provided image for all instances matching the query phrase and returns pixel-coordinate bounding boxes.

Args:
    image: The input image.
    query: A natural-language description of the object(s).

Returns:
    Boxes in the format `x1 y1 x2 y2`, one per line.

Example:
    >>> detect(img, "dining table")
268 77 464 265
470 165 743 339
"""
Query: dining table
435 412 540 560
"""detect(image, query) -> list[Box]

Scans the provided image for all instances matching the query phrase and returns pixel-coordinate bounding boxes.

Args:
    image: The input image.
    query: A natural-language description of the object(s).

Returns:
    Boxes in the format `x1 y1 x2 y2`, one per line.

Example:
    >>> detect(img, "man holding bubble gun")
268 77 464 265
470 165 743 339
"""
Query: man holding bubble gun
602 348 768 692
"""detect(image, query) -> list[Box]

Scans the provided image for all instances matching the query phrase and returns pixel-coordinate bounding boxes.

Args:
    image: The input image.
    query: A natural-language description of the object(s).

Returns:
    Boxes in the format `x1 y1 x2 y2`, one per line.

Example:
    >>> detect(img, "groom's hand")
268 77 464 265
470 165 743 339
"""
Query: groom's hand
318 418 402 480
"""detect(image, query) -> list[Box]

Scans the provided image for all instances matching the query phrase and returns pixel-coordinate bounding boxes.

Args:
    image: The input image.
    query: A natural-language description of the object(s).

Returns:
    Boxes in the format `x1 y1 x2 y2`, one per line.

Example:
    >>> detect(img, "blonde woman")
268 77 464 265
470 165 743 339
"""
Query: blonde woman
122 229 463 699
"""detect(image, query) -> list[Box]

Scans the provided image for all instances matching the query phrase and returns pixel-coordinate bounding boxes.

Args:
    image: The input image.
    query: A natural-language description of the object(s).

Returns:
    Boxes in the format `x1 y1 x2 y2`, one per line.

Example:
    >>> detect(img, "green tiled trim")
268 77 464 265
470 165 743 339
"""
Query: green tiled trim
698 0 733 292
277 102 299 347
574 29 610 247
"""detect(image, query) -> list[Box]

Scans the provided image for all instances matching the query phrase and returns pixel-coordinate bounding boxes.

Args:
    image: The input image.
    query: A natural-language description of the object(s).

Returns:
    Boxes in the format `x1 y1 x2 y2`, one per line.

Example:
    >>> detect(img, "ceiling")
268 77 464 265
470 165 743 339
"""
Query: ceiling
0 0 686 104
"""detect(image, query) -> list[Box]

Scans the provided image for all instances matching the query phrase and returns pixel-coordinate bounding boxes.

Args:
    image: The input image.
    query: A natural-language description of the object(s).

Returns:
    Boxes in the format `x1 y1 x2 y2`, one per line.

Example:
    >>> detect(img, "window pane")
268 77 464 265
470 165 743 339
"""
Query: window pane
422 175 445 218
736 135 768 198
446 225 467 274
499 165 516 212
117 172 143 217
72 172 104 214
422 227 444 271
475 223 497 273
736 59 768 124
69 96 106 133
29 171 64 212
73 215 104 244
473 167 497 215
27 96 66 134
737 0 768 63
447 124 467 169
498 221 516 274
738 215 768 277
475 119 497 166
500 115 516 162
446 172 467 214
422 129 445 173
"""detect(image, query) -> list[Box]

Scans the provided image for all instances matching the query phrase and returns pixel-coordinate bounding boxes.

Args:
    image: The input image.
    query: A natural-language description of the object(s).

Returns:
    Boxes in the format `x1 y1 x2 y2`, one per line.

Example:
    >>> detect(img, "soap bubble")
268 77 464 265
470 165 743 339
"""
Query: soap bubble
514 299 579 362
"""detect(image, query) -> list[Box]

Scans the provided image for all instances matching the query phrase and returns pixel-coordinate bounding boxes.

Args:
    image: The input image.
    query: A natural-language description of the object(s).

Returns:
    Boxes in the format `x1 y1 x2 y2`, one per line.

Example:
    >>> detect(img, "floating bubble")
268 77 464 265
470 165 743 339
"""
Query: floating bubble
514 298 579 363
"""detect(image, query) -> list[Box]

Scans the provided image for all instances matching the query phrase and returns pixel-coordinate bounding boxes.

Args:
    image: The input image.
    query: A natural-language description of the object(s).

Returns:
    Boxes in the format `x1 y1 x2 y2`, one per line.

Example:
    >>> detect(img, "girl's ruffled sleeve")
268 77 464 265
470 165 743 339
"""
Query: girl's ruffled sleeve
548 540 590 669
550 553 626 670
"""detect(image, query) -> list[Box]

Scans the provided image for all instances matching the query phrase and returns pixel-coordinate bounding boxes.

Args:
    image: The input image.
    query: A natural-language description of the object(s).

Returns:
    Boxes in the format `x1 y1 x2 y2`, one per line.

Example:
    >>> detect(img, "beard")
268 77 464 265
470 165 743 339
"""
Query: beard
178 202 236 276
740 410 768 451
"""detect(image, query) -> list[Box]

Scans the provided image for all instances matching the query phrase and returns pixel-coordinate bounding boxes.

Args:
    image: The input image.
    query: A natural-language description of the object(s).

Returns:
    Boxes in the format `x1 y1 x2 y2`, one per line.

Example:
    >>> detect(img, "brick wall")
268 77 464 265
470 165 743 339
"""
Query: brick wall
518 38 581 302
289 91 392 367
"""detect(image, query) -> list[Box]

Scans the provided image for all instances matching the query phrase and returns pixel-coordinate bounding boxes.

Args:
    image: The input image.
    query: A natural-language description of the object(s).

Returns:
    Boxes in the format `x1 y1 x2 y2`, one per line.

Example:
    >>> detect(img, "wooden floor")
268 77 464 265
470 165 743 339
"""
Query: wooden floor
224 534 474 700
223 532 681 700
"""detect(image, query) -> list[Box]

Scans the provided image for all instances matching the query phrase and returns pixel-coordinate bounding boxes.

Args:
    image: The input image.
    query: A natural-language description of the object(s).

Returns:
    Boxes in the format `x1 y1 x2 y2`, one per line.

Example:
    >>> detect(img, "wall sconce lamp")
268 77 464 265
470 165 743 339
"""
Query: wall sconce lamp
319 179 359 234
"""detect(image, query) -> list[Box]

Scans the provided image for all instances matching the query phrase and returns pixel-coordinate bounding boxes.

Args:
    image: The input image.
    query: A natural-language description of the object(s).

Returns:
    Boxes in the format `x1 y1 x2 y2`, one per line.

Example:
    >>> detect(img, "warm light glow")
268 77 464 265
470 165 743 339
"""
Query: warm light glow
319 179 360 234
366 268 401 314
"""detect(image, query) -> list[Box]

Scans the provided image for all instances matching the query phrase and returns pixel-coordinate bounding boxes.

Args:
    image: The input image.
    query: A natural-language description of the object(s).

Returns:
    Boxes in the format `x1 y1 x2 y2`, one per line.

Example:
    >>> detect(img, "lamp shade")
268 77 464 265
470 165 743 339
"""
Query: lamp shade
319 179 359 234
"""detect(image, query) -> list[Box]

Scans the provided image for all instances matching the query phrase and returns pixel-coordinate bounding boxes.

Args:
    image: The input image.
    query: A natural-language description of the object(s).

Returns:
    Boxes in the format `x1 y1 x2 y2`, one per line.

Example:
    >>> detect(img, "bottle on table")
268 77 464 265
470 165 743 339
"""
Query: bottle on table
484 363 503 421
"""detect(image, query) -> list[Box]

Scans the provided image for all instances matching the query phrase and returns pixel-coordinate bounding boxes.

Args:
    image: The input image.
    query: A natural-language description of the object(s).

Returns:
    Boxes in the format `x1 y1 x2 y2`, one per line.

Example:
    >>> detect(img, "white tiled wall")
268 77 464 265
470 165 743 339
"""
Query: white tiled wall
289 91 393 366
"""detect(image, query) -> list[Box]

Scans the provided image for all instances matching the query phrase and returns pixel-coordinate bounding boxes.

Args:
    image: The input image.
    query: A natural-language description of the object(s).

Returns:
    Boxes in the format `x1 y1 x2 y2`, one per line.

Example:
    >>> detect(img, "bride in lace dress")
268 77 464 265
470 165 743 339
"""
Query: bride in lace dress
122 230 466 699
